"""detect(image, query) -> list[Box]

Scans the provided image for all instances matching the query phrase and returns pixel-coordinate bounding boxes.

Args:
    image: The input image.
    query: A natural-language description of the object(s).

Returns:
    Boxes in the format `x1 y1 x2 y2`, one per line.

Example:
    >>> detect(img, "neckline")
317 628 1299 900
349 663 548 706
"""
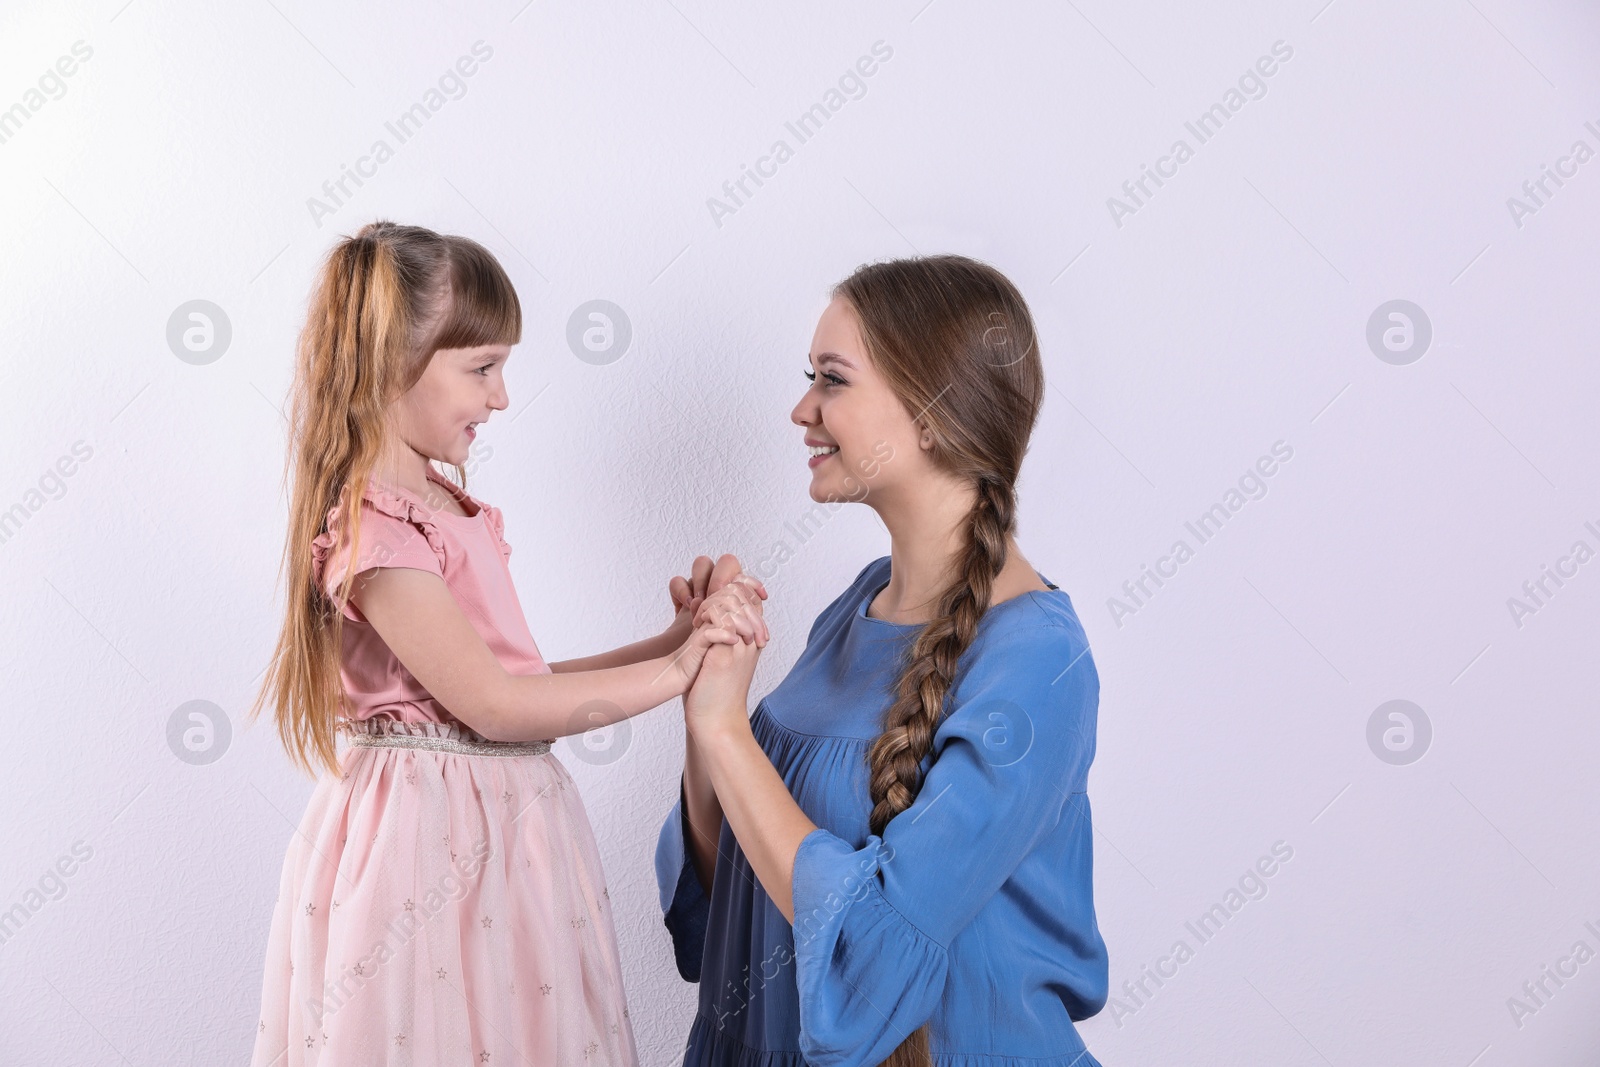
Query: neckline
377 469 484 524
856 565 1062 629
423 471 485 523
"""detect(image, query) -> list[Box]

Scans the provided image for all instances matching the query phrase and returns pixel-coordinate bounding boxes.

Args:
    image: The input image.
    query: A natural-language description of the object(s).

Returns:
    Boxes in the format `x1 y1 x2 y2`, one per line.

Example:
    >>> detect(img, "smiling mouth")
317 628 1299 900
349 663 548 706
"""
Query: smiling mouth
807 445 839 458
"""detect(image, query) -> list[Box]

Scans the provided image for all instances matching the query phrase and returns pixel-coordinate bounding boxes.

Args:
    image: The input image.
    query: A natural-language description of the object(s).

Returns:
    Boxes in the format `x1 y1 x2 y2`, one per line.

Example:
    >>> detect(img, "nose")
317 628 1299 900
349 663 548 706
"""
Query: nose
488 378 509 412
790 387 818 428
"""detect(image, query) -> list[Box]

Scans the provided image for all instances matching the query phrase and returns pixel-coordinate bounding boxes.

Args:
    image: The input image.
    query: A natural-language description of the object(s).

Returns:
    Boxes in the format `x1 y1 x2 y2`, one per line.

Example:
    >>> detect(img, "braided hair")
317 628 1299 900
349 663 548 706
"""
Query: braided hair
832 255 1044 1067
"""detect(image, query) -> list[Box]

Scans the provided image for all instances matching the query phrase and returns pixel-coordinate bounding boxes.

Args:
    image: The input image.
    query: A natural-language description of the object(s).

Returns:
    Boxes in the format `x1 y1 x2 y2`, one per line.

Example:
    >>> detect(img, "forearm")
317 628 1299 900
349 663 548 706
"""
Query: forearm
692 720 818 923
681 731 725 895
549 627 682 673
487 656 683 742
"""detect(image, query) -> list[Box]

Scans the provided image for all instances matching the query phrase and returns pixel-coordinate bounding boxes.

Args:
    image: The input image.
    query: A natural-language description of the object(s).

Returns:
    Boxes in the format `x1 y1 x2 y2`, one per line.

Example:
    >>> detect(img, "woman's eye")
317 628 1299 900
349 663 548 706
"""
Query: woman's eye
803 368 816 382
804 369 845 387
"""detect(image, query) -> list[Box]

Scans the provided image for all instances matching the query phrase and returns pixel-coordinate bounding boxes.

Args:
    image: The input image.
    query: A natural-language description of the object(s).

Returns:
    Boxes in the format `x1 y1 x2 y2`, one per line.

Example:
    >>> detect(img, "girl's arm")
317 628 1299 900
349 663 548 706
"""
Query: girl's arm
548 555 765 674
352 566 766 743
546 606 696 674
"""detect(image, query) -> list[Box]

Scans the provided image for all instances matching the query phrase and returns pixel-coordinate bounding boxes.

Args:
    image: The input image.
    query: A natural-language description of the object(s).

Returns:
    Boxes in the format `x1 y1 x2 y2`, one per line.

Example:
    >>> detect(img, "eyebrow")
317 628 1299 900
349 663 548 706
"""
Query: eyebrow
812 352 856 370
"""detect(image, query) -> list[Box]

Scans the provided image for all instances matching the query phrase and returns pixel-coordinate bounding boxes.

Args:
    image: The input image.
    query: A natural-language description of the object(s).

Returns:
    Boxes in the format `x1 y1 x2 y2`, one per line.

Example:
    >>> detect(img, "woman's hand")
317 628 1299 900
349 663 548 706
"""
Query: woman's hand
693 573 768 642
684 636 763 743
665 554 767 643
662 577 768 694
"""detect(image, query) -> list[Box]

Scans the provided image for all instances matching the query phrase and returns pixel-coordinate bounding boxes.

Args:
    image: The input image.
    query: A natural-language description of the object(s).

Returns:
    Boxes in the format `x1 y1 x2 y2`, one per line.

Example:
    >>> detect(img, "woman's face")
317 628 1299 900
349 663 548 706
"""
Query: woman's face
790 297 925 505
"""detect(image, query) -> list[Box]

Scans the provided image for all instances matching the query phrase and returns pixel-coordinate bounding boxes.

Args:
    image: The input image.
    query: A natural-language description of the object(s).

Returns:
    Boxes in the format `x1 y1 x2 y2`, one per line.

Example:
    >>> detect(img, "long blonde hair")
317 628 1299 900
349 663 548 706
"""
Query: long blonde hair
247 220 521 779
835 255 1044 1067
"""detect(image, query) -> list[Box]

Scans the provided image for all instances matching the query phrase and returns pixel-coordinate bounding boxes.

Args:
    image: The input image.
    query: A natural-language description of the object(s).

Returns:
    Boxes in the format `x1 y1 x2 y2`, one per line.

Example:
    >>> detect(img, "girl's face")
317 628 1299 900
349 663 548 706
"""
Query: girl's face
395 343 511 465
790 297 927 504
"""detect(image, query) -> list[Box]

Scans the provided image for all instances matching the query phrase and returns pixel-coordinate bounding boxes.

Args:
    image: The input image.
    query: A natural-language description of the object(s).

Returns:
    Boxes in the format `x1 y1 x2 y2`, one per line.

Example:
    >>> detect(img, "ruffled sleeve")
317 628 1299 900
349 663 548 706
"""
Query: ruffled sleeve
654 778 711 981
479 500 513 563
311 483 450 623
788 617 1102 1067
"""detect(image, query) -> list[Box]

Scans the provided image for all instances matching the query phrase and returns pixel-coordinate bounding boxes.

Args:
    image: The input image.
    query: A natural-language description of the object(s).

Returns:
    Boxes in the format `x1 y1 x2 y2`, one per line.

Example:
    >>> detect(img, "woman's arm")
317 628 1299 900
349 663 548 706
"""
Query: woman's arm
684 618 1106 1067
352 566 764 742
684 640 816 922
676 551 766 893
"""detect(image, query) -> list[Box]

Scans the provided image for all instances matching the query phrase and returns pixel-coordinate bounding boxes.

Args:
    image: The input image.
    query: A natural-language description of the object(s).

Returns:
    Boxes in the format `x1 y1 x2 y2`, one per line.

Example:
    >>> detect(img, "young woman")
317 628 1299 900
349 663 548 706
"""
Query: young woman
655 255 1110 1067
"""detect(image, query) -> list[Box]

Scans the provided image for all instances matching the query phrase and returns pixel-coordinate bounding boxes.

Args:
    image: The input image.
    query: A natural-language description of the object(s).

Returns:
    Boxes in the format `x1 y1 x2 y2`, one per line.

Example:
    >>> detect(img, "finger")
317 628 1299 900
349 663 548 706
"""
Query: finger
727 609 757 640
690 555 714 599
708 553 742 594
669 575 692 610
700 602 748 636
701 626 741 646
732 573 768 600
702 587 754 620
711 585 752 615
734 605 764 645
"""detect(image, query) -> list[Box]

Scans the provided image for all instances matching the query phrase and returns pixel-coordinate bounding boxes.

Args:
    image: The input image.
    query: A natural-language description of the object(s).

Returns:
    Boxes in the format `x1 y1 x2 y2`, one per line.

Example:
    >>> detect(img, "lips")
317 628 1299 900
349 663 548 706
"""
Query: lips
806 442 838 469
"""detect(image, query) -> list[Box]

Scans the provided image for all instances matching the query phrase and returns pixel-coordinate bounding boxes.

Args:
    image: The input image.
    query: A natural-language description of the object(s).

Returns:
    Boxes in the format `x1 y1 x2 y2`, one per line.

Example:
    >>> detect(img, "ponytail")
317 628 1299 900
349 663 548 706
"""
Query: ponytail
246 220 521 778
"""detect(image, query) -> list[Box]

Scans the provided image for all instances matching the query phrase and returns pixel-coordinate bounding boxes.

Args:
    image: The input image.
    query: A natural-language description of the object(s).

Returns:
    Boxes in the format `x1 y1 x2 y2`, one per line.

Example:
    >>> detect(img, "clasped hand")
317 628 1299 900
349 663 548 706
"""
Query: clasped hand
667 554 768 739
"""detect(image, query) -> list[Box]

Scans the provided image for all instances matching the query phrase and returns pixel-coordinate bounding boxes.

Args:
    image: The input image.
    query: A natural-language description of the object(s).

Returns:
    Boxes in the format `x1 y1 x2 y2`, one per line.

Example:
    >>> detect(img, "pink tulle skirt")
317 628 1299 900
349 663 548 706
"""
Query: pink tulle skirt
250 718 639 1066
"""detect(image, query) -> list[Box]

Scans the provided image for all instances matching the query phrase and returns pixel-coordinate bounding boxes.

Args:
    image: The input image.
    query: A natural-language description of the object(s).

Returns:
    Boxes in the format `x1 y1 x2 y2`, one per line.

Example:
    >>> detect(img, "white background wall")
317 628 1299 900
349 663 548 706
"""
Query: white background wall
2 1 1597 1063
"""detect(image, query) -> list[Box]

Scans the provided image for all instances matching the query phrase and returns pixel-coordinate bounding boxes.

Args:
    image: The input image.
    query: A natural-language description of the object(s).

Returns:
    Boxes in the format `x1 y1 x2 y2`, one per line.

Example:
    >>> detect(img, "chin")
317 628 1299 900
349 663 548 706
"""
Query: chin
808 477 851 504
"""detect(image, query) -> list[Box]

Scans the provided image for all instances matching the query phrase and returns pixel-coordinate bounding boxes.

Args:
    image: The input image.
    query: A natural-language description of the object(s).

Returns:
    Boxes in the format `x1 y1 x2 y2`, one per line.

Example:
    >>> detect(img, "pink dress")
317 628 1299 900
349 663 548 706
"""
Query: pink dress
250 468 639 1066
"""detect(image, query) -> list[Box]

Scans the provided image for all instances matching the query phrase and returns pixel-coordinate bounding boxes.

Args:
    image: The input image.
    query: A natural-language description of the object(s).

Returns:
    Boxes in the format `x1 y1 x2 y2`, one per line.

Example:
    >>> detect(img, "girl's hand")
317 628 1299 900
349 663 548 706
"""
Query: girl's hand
669 555 716 619
664 555 712 646
663 593 704 646
684 637 763 741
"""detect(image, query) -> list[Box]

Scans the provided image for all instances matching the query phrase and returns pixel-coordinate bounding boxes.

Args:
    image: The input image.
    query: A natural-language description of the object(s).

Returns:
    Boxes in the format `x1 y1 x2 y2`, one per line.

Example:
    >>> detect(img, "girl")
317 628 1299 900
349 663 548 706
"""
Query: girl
655 255 1110 1066
247 220 768 1067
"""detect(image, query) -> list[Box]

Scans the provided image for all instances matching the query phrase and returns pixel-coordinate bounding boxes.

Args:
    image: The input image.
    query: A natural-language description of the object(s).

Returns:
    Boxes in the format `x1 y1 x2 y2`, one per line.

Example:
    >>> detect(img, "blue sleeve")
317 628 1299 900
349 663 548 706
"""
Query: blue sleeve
789 619 1100 1067
654 777 710 982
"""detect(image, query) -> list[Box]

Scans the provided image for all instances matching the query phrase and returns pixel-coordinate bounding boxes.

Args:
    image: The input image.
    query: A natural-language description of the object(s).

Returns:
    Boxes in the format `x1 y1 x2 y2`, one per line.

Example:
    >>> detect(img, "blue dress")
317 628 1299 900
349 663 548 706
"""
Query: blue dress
655 556 1108 1067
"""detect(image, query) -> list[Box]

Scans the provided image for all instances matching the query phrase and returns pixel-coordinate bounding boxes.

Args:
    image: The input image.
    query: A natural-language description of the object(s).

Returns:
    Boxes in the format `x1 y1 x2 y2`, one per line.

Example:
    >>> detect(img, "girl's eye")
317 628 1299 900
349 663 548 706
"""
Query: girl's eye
475 365 493 376
804 369 845 387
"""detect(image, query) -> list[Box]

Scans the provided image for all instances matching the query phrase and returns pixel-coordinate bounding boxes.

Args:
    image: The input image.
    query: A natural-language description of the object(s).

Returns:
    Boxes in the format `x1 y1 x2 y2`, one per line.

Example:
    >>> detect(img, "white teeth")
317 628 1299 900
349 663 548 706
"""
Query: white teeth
808 445 839 457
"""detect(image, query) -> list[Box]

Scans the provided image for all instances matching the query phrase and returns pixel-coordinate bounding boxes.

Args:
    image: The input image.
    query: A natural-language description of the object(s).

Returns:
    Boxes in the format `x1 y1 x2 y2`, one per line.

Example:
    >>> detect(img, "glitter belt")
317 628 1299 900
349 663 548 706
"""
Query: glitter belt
340 717 555 758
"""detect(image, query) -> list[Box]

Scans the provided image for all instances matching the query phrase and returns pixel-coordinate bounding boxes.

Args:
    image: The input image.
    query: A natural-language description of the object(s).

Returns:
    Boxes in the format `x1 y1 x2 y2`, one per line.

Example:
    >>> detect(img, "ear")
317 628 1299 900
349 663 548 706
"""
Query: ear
918 424 936 452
